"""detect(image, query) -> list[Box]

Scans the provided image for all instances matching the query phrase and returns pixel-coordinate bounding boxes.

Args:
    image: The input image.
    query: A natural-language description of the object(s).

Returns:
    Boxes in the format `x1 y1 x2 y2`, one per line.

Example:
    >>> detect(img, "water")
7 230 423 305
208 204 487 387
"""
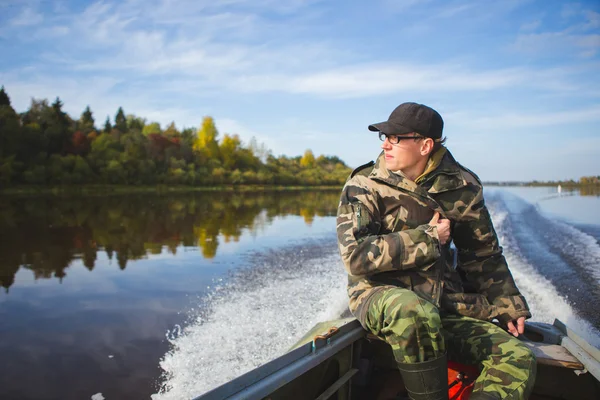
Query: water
0 191 342 400
0 187 599 400
486 186 600 331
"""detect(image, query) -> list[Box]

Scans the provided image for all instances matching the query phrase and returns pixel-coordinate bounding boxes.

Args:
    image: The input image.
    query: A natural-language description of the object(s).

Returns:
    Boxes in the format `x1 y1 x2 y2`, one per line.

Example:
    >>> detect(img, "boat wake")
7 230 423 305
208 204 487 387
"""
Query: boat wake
487 190 600 347
152 237 347 399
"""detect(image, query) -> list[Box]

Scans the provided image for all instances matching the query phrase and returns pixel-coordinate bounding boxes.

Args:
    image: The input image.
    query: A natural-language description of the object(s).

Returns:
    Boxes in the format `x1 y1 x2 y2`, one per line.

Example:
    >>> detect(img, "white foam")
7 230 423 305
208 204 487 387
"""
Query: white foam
152 249 347 399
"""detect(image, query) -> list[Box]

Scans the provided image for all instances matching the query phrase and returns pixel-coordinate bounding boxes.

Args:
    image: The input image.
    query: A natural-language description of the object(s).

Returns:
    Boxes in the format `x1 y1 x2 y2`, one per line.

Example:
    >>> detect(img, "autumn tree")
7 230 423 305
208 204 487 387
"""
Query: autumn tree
300 149 315 168
220 133 242 169
193 116 220 160
70 131 90 156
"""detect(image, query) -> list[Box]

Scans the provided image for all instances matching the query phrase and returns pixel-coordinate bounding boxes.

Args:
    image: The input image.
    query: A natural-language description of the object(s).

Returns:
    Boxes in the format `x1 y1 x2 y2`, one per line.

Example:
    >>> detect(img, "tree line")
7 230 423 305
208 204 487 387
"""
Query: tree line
0 86 351 186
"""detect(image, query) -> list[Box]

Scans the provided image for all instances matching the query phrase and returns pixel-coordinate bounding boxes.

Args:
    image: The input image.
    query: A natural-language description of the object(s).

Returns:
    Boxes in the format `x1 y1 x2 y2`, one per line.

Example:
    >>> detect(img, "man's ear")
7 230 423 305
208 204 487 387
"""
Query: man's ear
420 138 434 156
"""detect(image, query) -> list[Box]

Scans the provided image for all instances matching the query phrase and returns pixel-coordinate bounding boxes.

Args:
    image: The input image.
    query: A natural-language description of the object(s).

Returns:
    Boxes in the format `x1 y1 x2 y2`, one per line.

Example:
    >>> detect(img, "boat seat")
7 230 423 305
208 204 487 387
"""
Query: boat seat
522 342 584 369
366 334 584 370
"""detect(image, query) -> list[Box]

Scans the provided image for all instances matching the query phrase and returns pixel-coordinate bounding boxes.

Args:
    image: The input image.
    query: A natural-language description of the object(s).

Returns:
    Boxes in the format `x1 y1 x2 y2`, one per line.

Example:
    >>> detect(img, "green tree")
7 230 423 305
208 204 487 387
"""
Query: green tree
42 97 72 155
0 86 10 106
0 156 17 184
127 115 146 132
78 106 95 134
88 131 123 180
0 87 21 160
164 122 180 138
72 155 93 183
114 107 127 133
21 98 48 126
103 116 112 133
181 127 196 147
142 122 161 136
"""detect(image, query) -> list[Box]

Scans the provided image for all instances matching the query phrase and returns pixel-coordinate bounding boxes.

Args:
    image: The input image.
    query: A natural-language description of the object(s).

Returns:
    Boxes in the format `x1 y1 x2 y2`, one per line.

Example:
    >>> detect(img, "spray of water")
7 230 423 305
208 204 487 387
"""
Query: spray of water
152 238 347 399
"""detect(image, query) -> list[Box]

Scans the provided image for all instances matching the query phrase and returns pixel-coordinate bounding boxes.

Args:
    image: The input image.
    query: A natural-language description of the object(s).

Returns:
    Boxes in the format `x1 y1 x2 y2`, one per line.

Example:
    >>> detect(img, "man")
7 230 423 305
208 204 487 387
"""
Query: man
336 102 536 400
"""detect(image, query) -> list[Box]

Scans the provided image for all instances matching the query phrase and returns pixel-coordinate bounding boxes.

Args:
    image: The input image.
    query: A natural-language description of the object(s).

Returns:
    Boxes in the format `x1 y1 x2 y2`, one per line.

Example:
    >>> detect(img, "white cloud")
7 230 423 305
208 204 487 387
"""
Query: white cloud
4 0 592 101
449 105 600 131
520 19 541 32
381 0 432 12
515 6 600 58
514 31 600 58
435 2 476 18
9 7 44 26
229 63 565 98
17 0 334 83
582 10 600 31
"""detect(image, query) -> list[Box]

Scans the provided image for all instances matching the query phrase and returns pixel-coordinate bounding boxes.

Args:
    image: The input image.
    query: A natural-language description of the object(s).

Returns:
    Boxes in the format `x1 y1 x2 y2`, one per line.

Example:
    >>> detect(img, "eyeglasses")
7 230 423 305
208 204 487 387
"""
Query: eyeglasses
378 132 424 145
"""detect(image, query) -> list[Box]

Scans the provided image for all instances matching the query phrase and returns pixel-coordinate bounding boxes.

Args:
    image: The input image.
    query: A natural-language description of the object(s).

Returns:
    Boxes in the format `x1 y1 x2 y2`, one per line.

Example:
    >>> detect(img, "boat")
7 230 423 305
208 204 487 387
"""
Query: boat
194 317 600 400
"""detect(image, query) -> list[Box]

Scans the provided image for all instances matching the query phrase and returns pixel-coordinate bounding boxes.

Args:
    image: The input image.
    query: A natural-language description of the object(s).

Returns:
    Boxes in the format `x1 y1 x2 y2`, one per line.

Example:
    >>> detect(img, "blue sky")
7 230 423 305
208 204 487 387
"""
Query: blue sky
1 0 598 181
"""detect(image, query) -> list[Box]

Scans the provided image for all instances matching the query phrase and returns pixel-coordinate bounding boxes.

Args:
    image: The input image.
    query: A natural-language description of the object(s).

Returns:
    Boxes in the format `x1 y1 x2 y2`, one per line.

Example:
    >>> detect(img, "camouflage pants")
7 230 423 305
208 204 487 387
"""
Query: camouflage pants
359 287 537 400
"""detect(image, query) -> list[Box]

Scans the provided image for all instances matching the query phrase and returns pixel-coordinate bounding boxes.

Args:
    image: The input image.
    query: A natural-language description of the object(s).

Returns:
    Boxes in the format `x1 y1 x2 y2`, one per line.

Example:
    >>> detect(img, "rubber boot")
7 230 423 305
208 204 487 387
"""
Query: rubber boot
397 353 449 400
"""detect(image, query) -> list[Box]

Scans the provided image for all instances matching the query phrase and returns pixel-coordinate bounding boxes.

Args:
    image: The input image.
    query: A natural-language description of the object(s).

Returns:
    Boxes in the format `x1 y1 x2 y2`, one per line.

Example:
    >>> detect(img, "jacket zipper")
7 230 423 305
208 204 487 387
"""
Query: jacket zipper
433 245 445 308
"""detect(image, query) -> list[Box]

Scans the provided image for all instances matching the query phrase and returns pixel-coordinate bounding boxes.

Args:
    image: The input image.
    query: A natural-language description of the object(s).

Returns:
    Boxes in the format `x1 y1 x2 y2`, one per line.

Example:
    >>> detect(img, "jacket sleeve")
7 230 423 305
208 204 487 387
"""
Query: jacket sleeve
452 186 531 324
336 178 441 277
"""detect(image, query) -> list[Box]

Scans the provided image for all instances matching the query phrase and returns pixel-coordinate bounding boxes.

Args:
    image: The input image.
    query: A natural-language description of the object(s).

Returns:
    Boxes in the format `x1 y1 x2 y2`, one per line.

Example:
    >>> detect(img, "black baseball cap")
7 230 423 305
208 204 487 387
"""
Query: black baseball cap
368 102 444 140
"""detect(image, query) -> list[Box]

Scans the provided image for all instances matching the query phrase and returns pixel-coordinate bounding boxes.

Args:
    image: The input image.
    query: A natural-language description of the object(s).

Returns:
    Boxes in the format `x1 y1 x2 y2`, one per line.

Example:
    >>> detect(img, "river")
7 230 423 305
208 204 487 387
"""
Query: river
0 187 598 400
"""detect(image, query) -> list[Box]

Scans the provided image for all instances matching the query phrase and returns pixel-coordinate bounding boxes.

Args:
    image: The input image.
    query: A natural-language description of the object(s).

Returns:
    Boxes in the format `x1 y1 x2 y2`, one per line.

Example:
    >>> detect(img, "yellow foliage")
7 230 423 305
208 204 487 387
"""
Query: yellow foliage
300 149 315 168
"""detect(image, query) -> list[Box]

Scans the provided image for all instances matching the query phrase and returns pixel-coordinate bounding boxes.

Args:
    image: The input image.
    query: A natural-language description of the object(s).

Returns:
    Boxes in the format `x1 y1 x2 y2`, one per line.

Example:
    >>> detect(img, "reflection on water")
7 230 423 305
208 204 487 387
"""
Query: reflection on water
0 190 342 400
0 190 341 293
578 185 600 197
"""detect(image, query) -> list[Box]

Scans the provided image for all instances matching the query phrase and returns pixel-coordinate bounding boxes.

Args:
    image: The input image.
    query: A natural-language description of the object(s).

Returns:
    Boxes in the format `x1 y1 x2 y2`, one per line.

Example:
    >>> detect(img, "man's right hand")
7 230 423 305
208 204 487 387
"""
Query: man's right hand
429 212 451 244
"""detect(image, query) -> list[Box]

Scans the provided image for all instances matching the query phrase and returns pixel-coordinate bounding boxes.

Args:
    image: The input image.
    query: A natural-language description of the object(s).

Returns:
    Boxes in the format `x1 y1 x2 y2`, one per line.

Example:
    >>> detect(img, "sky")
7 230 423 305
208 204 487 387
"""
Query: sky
0 0 599 181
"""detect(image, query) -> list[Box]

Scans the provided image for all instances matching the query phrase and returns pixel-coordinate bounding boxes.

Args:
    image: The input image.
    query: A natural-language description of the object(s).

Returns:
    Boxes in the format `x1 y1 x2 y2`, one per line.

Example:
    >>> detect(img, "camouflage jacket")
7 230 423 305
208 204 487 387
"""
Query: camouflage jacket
336 150 531 325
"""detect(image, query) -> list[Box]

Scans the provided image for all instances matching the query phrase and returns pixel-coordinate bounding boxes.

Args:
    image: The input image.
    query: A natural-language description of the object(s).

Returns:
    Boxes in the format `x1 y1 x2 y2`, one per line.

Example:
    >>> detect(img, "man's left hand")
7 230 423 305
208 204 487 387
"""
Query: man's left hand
506 317 526 337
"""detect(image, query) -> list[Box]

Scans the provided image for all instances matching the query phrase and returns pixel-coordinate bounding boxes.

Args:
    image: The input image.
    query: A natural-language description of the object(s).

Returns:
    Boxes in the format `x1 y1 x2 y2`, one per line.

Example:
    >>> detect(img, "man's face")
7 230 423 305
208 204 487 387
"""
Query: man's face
380 133 427 172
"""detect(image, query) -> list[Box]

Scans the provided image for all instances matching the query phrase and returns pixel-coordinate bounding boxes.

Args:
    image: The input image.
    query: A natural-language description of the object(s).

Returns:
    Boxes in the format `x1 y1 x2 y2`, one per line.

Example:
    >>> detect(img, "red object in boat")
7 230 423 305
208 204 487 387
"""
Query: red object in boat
447 361 480 400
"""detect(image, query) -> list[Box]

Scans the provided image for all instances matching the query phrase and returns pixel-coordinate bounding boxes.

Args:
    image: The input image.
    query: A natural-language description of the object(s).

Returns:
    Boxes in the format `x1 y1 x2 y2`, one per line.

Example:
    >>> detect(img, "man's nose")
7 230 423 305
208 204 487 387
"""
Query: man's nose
381 138 391 150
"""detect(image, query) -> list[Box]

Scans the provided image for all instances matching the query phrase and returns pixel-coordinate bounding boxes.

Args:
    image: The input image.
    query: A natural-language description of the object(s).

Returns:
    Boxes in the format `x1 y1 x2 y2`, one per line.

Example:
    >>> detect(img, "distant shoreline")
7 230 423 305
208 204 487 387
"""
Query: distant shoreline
483 182 600 196
484 182 600 188
0 184 344 196
3 183 599 197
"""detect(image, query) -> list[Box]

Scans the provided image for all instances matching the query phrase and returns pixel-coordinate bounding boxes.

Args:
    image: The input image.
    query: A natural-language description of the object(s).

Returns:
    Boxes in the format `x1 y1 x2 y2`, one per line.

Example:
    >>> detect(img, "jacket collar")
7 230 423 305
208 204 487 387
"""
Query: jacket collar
370 149 467 194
